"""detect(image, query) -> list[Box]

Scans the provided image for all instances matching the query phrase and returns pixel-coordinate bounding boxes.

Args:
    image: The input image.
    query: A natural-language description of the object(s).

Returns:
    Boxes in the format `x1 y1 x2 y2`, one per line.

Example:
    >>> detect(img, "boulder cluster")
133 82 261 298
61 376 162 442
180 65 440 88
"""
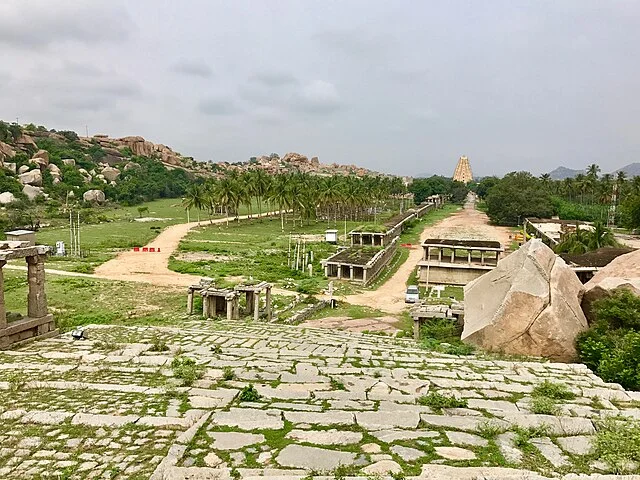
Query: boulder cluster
463 239 640 362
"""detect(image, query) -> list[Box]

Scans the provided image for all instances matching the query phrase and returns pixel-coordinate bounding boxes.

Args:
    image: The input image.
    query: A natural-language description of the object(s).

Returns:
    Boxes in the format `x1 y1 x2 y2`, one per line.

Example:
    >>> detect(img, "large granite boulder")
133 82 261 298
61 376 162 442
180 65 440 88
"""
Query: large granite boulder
83 189 106 204
0 141 16 161
582 249 640 323
462 239 588 362
0 192 16 205
30 149 49 168
22 184 44 201
18 169 43 187
101 166 120 182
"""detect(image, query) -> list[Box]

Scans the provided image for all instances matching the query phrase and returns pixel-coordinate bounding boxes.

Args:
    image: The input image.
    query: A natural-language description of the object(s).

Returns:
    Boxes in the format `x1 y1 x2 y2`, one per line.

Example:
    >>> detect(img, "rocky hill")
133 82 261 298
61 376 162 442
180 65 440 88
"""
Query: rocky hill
0 121 383 207
548 166 584 180
549 163 640 180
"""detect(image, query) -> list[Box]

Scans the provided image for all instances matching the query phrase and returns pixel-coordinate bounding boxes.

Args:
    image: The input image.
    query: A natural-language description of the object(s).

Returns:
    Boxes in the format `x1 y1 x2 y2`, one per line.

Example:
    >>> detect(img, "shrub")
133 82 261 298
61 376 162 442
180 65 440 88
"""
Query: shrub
223 366 236 381
577 290 640 391
531 380 576 400
149 336 169 352
238 384 261 402
417 391 467 412
530 396 560 415
296 278 321 295
594 416 640 473
171 356 204 386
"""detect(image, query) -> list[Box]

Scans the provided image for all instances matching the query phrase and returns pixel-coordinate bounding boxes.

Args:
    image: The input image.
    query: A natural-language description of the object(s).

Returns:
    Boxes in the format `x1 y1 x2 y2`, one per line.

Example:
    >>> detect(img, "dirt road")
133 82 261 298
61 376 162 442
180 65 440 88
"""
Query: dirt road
343 196 513 314
93 211 281 287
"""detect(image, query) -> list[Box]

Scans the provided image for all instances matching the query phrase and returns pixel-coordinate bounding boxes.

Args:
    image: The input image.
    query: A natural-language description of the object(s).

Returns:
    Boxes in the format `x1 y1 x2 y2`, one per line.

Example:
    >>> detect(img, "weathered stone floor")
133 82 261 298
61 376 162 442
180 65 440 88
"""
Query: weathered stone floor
0 321 639 479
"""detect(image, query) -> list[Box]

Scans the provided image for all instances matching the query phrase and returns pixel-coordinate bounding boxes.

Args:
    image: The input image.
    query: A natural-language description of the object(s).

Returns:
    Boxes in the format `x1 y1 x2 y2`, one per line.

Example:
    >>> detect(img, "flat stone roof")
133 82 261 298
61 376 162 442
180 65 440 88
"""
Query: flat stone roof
423 239 502 249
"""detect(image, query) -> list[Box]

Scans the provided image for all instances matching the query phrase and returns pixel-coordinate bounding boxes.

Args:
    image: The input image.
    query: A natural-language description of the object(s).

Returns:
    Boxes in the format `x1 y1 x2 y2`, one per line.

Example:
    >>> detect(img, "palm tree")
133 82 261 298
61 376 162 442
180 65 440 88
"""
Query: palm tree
587 222 618 250
268 175 292 231
215 178 238 226
182 184 205 224
555 225 589 254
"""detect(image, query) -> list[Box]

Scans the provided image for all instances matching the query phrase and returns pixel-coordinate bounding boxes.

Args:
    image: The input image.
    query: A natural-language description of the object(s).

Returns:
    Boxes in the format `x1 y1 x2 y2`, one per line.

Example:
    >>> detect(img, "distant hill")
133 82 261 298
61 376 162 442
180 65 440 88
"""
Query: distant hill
548 166 584 180
548 163 640 180
615 163 640 177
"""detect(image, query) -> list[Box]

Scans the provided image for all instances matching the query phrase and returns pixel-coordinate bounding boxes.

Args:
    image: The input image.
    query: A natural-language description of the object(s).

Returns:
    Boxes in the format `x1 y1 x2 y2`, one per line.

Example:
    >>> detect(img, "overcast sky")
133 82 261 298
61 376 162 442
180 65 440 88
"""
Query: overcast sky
1 1 639 177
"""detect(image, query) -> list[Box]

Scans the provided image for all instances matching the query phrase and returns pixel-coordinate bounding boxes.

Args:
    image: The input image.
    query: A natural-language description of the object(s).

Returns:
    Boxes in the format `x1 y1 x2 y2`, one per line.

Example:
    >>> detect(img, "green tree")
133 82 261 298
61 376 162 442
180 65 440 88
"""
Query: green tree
484 172 554 225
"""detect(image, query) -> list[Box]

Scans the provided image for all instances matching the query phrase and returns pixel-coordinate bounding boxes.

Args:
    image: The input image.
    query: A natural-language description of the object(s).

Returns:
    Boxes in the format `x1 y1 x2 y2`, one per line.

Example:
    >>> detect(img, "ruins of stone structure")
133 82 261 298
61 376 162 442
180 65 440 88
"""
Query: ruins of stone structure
0 241 56 349
462 239 588 362
452 155 473 184
187 279 272 321
235 281 272 321
417 239 503 286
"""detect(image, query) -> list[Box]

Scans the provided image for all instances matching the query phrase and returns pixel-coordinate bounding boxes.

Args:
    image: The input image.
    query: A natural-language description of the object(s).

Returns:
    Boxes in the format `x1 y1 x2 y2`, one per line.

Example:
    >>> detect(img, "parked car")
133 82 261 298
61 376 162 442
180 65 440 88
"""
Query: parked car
405 285 420 303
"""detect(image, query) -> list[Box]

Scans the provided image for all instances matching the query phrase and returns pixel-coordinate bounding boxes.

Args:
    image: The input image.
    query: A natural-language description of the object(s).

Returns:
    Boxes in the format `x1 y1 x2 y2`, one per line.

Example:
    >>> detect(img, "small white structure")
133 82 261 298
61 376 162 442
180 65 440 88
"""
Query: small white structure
325 229 338 243
55 241 66 257
5 230 36 247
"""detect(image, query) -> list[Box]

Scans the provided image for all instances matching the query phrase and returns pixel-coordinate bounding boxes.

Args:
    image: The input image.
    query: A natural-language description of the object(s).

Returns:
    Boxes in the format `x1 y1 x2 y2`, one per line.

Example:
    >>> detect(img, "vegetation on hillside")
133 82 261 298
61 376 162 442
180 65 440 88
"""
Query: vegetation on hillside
577 290 640 391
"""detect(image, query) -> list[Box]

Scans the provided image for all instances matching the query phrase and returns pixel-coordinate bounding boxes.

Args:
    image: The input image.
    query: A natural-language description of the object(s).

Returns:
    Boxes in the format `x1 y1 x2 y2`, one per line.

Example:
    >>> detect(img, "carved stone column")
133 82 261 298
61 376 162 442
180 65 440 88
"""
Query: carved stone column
26 255 48 318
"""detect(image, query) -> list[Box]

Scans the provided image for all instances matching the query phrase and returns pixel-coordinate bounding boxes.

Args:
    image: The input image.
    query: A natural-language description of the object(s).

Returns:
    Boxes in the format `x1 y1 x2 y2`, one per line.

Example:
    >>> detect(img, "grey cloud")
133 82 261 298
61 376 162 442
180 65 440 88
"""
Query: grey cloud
0 1 133 47
249 72 298 87
8 63 141 113
170 61 213 79
293 81 343 114
198 97 241 116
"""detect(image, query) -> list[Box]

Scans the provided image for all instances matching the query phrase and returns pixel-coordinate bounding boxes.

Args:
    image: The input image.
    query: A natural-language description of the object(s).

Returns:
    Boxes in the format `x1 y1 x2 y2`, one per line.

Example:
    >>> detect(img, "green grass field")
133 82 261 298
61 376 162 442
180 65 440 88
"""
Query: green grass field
27 198 261 273
3 270 186 332
169 216 369 289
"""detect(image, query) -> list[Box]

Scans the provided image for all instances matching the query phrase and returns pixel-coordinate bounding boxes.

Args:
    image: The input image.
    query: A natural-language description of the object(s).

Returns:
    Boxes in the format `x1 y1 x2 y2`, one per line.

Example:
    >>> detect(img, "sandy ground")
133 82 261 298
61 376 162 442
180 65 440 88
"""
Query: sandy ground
92 211 282 287
341 196 513 314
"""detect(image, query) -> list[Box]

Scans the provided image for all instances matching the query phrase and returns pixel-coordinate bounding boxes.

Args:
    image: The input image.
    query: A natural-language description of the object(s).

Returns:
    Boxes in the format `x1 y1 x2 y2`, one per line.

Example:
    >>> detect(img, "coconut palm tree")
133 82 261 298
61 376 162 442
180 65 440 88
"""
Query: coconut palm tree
182 184 205 224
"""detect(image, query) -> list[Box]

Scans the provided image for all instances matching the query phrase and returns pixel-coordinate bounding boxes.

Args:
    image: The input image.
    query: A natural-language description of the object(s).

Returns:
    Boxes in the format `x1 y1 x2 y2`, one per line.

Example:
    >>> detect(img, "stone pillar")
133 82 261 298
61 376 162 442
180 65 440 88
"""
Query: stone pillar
413 318 420 341
202 295 210 317
187 290 194 315
265 287 272 321
349 266 354 280
0 261 6 329
246 292 255 315
425 246 430 262
337 266 342 279
363 268 367 285
438 248 442 262
450 249 455 264
253 293 260 321
480 251 485 266
27 255 48 318
467 251 472 266
226 298 233 321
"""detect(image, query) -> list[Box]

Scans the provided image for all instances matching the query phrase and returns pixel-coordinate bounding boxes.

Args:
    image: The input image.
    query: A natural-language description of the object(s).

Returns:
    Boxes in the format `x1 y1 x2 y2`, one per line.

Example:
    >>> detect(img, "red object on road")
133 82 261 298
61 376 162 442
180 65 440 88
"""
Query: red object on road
142 247 149 252
149 248 156 253
133 247 140 252
401 243 413 248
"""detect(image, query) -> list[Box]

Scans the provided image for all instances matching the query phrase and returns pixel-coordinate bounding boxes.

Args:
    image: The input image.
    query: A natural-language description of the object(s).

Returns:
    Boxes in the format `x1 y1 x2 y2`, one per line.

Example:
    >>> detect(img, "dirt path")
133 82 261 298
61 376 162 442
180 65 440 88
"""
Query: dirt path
93 211 282 287
342 195 513 314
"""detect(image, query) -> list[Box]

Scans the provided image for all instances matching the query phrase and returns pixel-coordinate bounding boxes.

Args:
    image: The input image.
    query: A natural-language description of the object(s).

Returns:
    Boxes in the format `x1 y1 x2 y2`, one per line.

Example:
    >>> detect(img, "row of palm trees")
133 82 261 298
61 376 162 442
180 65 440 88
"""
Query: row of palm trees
181 171 407 230
540 163 640 206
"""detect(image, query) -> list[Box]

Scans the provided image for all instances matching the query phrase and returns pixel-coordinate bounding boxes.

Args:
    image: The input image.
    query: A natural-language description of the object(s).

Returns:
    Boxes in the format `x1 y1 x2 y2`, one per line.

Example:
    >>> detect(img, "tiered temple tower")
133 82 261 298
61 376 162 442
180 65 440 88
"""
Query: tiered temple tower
452 155 473 184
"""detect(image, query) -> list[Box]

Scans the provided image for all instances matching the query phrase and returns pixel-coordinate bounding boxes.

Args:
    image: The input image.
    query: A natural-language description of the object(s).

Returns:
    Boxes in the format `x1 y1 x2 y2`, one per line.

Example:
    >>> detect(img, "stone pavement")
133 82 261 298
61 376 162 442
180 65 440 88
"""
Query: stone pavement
0 321 638 479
